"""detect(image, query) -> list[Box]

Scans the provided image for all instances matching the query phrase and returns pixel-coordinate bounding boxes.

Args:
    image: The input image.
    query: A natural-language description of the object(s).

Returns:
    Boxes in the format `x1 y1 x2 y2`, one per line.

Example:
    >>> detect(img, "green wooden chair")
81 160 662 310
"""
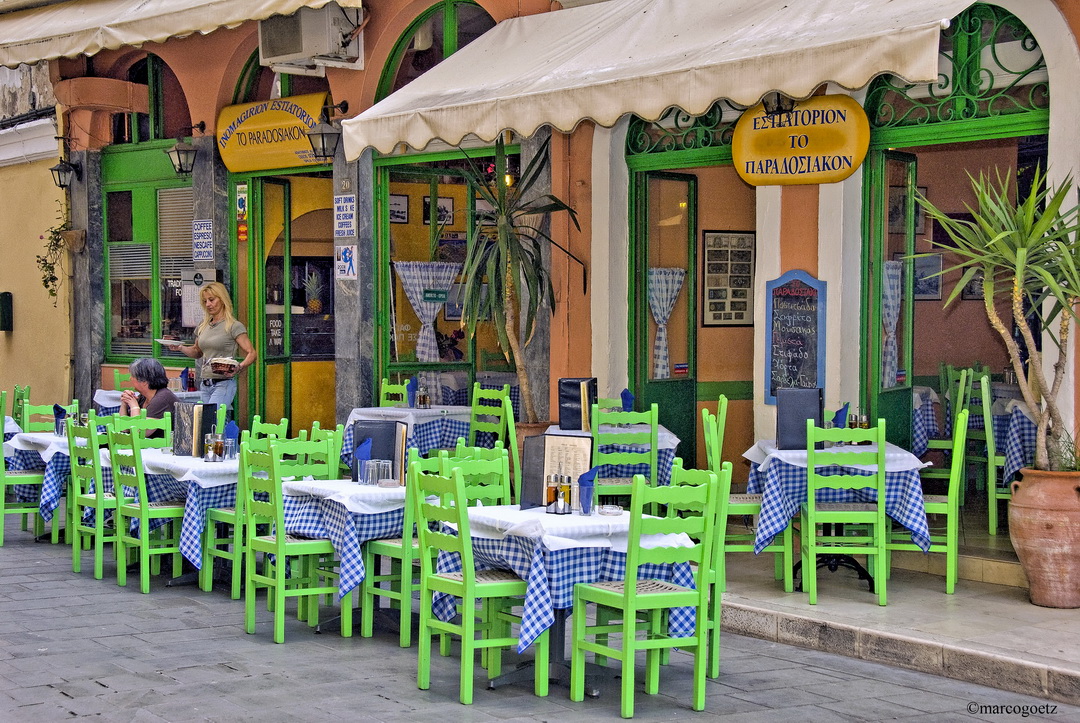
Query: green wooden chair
360 447 440 646
309 422 346 477
591 403 659 503
68 418 124 579
0 391 48 545
888 410 969 593
413 464 549 704
10 384 29 420
501 395 522 494
249 415 289 440
967 374 1013 535
111 426 185 593
19 400 78 433
802 419 888 606
467 383 511 448
244 438 352 643
379 378 410 407
703 401 793 594
440 451 512 507
113 369 134 390
921 368 970 486
570 471 716 718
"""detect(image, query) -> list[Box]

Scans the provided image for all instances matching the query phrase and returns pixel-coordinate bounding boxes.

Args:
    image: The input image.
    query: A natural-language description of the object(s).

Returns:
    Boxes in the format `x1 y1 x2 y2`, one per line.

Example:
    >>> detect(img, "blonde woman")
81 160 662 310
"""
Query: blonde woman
168 282 256 410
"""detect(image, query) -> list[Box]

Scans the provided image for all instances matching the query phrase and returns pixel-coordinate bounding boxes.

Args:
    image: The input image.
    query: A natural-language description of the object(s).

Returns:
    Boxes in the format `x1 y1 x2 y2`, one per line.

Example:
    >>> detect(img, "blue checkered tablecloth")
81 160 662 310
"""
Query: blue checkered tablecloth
439 383 522 422
596 446 676 487
431 532 696 653
1003 406 1037 482
911 403 938 458
5 443 47 503
178 482 240 567
81 466 188 537
341 417 471 466
281 493 404 599
748 460 930 554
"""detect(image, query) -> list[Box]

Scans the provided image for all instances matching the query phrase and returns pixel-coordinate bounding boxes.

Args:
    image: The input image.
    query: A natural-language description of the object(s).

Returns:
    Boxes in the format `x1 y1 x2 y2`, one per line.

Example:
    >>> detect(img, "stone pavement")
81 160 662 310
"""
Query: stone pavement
1 532 1077 721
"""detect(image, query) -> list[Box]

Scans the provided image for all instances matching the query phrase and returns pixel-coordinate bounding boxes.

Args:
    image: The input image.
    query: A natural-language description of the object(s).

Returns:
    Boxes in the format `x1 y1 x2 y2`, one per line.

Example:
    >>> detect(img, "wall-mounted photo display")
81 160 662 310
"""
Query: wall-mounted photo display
423 196 455 226
388 194 408 224
702 230 755 326
888 185 928 235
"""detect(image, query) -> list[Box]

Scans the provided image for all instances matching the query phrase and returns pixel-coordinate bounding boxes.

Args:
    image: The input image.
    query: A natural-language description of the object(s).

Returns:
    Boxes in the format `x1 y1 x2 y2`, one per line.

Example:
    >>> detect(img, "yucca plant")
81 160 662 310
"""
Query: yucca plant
917 166 1080 470
457 137 585 423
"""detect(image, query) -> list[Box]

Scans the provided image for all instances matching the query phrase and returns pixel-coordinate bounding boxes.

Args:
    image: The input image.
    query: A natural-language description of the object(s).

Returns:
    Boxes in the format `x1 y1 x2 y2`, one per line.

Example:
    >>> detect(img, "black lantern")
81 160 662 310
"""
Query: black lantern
49 159 80 189
165 139 198 175
306 120 341 160
762 91 797 116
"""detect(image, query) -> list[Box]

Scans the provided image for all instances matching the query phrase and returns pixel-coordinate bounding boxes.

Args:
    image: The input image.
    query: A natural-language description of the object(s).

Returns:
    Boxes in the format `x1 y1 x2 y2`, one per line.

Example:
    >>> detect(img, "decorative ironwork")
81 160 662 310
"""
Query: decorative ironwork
867 4 1047 130
627 101 738 156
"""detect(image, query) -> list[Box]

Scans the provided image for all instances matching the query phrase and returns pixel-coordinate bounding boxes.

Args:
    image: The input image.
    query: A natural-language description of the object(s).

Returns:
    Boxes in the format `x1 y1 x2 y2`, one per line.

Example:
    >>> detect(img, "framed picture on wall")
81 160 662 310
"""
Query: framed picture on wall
888 185 928 235
912 252 942 300
961 270 984 301
388 194 408 224
423 196 455 226
701 230 755 327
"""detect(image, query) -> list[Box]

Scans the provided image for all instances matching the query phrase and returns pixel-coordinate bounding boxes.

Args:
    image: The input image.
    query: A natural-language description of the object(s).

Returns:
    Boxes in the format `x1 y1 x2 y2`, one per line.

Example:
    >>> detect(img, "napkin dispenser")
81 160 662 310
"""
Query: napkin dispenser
558 377 597 430
776 387 824 450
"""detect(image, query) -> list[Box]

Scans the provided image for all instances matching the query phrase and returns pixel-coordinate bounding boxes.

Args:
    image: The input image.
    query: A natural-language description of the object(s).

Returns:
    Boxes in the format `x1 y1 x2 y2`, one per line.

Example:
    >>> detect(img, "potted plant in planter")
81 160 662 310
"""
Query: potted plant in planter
918 166 1080 607
456 136 585 426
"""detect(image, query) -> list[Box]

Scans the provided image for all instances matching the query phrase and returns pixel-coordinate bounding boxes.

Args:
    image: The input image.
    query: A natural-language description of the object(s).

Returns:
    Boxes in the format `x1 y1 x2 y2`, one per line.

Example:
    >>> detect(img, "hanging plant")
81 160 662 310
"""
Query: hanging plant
36 201 70 305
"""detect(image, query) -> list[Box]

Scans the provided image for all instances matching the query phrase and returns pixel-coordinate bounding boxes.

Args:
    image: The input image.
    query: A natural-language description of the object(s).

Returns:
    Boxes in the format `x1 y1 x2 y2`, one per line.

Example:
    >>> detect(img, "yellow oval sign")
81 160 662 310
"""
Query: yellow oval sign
732 95 869 186
217 92 327 173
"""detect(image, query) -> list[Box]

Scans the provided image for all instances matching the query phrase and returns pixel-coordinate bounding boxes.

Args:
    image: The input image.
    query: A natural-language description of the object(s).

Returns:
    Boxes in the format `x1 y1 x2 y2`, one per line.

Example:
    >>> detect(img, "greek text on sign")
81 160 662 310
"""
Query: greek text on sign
732 95 869 186
192 219 214 261
334 194 356 238
216 93 327 173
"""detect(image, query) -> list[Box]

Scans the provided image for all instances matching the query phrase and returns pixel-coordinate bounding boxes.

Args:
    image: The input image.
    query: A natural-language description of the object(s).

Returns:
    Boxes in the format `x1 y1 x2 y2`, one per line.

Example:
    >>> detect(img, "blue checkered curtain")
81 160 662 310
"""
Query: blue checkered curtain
648 267 686 380
393 261 462 362
881 260 903 388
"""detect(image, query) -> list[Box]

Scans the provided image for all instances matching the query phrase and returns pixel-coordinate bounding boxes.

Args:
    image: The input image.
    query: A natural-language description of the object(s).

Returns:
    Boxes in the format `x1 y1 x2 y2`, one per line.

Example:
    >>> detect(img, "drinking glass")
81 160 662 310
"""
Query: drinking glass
223 438 237 460
376 459 393 484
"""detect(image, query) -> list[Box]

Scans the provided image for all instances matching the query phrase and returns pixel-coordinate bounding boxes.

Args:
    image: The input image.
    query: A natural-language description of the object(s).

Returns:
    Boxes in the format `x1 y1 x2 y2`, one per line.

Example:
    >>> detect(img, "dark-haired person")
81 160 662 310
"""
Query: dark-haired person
119 358 179 436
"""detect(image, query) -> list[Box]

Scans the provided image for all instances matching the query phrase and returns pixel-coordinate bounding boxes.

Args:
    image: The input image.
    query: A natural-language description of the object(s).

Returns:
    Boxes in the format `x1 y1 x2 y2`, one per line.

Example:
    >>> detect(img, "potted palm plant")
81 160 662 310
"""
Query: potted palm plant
918 166 1080 607
456 136 585 425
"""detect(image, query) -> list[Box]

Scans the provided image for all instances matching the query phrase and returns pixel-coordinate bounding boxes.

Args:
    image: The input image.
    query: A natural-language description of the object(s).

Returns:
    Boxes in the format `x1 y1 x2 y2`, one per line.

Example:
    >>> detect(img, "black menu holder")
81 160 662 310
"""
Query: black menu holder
518 435 547 510
349 420 408 482
776 387 824 450
558 377 597 430
172 402 222 457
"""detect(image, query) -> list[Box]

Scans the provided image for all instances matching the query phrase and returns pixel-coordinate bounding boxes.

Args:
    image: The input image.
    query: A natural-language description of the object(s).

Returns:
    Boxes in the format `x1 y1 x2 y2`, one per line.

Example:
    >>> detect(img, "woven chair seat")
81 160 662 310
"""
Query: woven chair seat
817 502 876 512
598 477 634 486
729 493 763 504
209 506 236 514
146 500 186 509
256 533 331 544
587 578 690 595
437 568 522 583
5 470 45 478
922 494 948 505
373 536 419 547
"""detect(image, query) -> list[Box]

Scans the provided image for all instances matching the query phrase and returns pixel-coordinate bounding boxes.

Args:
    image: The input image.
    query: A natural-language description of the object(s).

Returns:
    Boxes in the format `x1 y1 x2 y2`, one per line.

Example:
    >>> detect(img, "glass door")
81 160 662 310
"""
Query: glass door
633 171 697 460
864 151 916 448
251 178 292 426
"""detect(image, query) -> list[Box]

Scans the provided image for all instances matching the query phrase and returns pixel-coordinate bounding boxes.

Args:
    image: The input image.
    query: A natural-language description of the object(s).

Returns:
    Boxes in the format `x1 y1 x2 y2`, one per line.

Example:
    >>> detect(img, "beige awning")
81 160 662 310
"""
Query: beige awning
342 0 974 158
0 0 361 68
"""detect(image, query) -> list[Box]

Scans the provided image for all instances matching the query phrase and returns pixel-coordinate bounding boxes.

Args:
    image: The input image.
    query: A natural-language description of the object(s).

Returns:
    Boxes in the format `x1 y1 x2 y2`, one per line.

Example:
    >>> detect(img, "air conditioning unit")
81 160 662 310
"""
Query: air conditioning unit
259 2 364 74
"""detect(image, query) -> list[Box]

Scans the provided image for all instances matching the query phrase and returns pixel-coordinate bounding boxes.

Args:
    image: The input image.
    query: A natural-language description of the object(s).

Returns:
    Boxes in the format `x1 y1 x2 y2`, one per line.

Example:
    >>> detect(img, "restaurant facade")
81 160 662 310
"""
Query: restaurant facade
0 0 1077 473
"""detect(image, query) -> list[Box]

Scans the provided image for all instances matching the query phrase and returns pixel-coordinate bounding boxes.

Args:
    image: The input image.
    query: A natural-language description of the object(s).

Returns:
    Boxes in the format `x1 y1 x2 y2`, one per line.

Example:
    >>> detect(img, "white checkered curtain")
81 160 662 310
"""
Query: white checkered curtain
648 267 686 380
882 260 903 388
393 261 462 363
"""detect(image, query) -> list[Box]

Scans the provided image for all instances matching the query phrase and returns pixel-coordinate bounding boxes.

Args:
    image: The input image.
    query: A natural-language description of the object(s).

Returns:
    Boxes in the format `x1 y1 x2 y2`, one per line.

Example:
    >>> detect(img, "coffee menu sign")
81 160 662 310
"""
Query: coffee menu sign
765 270 826 405
732 95 869 186
217 93 327 173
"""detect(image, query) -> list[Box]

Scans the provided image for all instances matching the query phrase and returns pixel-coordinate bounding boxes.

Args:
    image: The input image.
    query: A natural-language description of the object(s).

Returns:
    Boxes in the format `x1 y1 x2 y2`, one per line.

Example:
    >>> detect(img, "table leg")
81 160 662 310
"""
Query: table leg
487 608 606 697
793 524 874 593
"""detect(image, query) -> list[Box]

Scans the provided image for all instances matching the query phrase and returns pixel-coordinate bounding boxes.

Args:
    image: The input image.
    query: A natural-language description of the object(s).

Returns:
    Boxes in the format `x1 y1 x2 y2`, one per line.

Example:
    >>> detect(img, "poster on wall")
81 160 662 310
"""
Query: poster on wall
701 230 755 327
336 245 357 280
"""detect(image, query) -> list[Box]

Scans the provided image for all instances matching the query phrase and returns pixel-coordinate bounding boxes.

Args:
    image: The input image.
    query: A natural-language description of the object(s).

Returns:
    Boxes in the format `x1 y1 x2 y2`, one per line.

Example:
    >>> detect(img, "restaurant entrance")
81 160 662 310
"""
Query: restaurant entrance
235 173 336 433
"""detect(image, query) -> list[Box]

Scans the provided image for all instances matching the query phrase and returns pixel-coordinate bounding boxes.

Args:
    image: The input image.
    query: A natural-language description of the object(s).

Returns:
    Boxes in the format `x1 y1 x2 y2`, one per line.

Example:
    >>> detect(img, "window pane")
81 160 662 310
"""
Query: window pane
158 187 196 356
109 244 153 357
107 191 132 242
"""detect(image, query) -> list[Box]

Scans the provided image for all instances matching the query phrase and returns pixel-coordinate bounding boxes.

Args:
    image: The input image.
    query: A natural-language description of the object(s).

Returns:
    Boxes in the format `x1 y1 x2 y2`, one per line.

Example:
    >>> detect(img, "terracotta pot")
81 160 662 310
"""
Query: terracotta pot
60 229 86 253
1009 467 1080 608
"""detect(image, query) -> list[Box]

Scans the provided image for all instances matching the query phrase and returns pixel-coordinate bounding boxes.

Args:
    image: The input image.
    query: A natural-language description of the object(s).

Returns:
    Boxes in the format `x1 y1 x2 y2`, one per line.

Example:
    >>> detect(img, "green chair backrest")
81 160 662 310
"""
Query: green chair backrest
107 426 150 513
972 374 999 456
20 400 79 433
946 410 970 505
805 419 887 519
249 415 288 440
700 396 729 475
667 457 730 564
67 417 110 504
591 402 660 485
626 472 715 601
310 422 346 476
439 452 512 506
10 385 29 421
268 437 338 481
453 437 506 460
502 395 521 495
947 368 970 434
114 369 134 390
243 444 281 547
467 383 510 448
379 378 410 407
111 411 172 448
597 397 623 412
413 464 475 581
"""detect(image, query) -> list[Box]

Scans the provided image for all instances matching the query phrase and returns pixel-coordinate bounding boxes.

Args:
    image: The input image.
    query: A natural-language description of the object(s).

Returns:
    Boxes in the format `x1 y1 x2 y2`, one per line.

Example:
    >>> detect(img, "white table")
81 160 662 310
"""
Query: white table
545 423 681 485
3 431 68 461
544 423 680 451
93 389 203 411
280 479 408 596
4 416 19 435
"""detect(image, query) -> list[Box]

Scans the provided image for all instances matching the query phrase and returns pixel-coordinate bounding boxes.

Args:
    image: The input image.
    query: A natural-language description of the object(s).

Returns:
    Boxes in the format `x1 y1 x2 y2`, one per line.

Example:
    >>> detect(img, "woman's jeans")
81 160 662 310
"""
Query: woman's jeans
200 378 237 411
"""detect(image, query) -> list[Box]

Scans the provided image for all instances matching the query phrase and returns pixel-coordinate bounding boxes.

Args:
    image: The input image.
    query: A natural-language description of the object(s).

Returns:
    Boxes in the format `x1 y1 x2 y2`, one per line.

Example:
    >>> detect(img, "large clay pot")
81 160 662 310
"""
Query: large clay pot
1009 468 1080 608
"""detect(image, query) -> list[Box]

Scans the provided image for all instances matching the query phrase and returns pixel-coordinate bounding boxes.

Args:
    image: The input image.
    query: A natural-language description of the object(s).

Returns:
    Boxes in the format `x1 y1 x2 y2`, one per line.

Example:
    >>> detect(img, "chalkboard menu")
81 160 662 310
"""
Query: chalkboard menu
765 270 826 405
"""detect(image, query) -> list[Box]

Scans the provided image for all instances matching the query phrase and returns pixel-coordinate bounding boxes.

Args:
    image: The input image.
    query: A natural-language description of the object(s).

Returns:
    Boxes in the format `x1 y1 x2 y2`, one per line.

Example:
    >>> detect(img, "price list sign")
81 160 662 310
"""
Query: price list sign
765 270 826 404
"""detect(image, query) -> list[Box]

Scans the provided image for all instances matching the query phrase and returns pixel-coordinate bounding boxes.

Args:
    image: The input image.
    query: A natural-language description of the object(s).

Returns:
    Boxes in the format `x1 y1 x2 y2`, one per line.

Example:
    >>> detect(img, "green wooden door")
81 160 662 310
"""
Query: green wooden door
633 171 697 461
864 151 916 448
